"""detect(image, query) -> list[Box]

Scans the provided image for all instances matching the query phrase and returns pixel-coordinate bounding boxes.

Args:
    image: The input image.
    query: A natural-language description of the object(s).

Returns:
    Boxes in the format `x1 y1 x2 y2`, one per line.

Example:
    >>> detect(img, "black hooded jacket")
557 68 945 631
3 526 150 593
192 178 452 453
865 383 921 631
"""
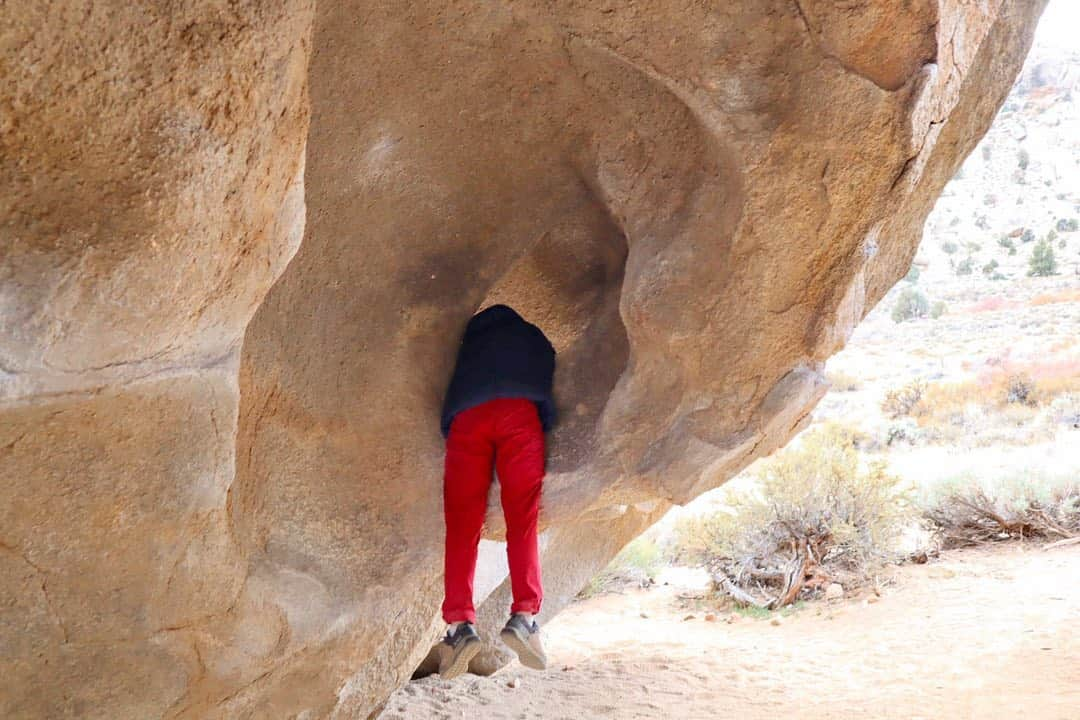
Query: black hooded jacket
440 305 556 437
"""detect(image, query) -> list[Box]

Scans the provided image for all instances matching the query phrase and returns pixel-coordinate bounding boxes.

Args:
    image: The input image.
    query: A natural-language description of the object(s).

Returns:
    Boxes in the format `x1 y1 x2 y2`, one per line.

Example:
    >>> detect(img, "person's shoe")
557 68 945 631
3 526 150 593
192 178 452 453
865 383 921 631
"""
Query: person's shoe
437 622 481 679
499 614 547 670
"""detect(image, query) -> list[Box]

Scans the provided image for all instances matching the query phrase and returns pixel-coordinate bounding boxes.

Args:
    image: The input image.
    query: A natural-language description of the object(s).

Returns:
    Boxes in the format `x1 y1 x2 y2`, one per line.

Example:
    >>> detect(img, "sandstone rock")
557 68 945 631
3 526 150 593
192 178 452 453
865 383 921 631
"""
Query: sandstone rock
0 1 1048 718
825 583 846 601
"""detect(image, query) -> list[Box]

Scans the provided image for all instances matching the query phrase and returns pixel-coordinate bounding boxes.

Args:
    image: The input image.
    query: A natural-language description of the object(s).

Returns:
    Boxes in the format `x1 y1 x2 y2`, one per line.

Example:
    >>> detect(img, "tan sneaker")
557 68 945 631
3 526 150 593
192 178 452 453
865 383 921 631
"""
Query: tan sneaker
438 623 481 679
499 614 547 670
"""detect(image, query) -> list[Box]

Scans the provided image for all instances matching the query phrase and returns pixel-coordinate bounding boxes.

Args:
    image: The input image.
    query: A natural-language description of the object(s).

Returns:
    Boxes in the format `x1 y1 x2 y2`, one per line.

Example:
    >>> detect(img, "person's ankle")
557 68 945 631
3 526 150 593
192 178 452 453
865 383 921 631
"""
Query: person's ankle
513 612 533 625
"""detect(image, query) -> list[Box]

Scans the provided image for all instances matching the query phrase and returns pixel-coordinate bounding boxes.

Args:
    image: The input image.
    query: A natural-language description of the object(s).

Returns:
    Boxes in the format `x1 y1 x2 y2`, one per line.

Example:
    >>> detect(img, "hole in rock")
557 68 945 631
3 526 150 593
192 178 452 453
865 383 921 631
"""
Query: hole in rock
481 193 629 474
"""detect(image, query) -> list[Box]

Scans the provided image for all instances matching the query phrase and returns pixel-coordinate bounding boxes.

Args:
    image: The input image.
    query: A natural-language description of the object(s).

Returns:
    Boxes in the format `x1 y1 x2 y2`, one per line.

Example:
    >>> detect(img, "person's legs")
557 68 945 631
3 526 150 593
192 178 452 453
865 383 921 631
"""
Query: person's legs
492 398 545 618
441 404 495 625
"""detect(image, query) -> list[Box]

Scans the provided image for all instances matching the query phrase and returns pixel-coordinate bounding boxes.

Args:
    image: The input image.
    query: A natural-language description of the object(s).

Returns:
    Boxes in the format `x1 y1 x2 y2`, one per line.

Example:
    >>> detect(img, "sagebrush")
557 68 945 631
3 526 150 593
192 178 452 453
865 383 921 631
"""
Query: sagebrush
673 424 910 608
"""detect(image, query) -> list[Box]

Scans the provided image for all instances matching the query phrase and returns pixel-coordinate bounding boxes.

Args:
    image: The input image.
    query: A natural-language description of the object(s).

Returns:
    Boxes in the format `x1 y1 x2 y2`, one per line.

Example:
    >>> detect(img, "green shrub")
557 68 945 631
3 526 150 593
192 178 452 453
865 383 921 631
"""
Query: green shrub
1027 237 1057 277
1021 228 1036 243
904 265 920 283
931 300 947 319
941 241 958 255
1005 373 1037 405
981 259 999 276
674 424 910 605
1056 218 1079 233
1017 147 1030 169
997 235 1016 253
891 288 930 323
954 257 974 276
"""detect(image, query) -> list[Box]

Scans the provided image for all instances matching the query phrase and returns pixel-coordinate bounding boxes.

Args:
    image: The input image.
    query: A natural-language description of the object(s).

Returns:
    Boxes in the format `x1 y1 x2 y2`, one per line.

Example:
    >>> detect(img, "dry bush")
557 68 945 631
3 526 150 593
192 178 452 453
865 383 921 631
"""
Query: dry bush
922 476 1080 548
915 362 1080 433
579 535 664 598
1031 288 1080 306
673 424 910 608
826 369 862 392
881 379 926 419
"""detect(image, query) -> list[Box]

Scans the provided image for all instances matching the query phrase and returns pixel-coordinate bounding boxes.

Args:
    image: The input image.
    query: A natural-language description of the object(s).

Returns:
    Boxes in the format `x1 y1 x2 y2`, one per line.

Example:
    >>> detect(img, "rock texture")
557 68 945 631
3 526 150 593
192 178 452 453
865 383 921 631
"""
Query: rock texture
0 1 1047 718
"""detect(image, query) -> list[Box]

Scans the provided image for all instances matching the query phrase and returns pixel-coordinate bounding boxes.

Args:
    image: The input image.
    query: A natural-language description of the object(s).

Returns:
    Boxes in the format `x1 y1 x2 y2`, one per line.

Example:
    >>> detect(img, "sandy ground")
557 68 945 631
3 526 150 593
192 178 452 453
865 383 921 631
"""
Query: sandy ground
377 545 1080 720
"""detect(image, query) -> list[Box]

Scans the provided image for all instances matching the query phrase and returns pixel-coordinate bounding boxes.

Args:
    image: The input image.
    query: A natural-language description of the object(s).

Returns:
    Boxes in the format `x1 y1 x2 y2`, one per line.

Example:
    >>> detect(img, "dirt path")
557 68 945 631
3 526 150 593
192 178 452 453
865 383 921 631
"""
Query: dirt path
377 545 1080 720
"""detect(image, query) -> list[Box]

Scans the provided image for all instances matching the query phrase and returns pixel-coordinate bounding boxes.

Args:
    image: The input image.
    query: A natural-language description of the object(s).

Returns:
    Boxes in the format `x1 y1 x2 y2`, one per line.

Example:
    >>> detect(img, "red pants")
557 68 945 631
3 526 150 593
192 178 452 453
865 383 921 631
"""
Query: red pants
442 398 545 624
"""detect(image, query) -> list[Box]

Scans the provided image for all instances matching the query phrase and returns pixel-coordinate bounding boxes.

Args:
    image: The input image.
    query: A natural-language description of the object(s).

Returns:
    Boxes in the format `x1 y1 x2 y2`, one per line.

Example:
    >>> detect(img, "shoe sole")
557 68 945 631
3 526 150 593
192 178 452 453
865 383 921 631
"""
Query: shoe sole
439 637 481 680
499 627 547 670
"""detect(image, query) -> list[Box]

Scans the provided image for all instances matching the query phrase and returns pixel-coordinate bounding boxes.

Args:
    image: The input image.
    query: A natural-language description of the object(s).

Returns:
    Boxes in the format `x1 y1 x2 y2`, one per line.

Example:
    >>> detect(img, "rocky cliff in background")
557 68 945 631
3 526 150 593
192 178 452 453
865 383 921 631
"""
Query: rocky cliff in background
0 1 1048 718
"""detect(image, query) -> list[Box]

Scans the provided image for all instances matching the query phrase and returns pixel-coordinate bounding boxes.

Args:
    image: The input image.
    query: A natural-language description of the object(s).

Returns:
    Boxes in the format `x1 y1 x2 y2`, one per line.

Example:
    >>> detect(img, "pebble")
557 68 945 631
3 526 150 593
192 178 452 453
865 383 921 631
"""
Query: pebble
704 613 718 622
770 617 782 626
683 614 696 621
639 612 649 619
825 582 844 601
507 676 521 689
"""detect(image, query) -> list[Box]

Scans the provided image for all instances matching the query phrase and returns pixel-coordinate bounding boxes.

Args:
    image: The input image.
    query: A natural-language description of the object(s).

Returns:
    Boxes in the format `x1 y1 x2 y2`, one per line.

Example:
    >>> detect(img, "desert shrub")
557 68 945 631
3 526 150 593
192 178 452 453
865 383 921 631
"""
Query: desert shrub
941 240 958 254
826 369 862 392
881 379 926 418
981 144 992 161
1021 228 1036 243
1056 217 1079 233
997 235 1016 252
904 265 920 283
930 300 947 319
1017 147 1030 169
674 424 910 607
891 288 929 323
580 535 664 598
983 193 997 206
1027 237 1057 277
981 259 999 276
1005 373 1037 405
1044 393 1080 428
954 256 974 276
965 241 981 253
922 475 1080 548
884 418 921 446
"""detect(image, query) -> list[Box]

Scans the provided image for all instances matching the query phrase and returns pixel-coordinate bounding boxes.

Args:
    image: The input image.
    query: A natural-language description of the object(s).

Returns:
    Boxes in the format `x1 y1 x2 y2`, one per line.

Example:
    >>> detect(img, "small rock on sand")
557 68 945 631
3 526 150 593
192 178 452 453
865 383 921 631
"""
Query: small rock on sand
770 617 782 626
825 582 844 601
705 613 718 622
507 676 521 689
683 614 696 621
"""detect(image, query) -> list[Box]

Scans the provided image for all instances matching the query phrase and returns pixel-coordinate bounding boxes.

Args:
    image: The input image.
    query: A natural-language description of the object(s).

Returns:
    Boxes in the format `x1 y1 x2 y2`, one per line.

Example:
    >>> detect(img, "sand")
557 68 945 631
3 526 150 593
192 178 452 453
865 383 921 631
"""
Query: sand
376 545 1080 720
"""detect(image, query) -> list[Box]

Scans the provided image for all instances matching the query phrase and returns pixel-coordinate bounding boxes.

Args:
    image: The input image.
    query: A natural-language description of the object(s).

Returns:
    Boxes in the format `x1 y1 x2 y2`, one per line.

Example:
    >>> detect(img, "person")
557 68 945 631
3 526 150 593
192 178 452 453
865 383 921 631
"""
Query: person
437 304 556 679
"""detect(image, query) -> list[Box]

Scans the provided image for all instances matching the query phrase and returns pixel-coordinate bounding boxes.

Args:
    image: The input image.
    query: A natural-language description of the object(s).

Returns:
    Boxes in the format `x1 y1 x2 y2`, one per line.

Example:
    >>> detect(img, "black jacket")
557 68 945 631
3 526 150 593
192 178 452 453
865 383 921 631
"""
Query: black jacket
440 305 556 437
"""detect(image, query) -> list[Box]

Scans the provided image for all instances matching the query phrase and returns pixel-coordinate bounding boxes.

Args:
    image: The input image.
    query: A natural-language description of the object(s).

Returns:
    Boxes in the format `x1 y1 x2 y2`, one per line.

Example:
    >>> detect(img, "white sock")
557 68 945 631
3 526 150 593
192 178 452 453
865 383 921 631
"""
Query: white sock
516 613 534 625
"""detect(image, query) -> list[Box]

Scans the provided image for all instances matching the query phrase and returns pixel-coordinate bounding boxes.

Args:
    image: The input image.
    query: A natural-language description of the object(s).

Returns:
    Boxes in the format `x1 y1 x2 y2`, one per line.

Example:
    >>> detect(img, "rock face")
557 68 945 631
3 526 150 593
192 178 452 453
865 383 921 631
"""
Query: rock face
0 1 1046 718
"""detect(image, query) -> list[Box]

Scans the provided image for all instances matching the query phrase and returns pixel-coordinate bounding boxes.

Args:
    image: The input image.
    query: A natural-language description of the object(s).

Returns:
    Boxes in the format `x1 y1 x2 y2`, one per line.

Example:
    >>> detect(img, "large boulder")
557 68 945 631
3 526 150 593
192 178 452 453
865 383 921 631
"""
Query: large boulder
0 1 1047 718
